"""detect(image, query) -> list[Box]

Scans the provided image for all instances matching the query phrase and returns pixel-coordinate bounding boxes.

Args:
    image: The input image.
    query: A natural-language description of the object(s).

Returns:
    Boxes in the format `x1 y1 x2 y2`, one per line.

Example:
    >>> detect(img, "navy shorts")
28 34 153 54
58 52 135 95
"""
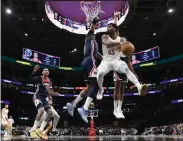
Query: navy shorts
81 56 98 84
33 94 51 110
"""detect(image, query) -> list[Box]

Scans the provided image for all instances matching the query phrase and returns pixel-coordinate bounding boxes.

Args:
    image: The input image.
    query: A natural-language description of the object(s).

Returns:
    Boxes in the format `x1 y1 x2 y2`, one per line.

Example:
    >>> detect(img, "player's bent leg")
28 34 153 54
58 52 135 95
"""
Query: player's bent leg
51 107 60 133
116 61 148 95
78 79 99 123
67 84 91 117
113 80 120 117
36 106 52 140
44 121 52 134
96 63 109 100
30 106 44 138
4 123 11 137
115 82 125 119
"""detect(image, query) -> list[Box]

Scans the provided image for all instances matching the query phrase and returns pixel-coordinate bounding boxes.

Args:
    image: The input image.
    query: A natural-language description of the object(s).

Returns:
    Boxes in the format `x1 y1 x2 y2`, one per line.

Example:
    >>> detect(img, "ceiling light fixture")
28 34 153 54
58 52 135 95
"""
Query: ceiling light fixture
6 8 12 14
168 8 174 13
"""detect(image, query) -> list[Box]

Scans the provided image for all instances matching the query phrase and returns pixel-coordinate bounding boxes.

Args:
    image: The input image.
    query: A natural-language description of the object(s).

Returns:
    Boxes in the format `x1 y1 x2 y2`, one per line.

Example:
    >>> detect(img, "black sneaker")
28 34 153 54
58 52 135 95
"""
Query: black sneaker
50 131 59 136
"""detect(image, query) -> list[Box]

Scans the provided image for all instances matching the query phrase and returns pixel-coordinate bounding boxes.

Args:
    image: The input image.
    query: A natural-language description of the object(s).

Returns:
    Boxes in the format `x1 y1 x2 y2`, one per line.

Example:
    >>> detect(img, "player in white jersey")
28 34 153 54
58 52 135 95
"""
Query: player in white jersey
96 11 148 100
1 105 11 137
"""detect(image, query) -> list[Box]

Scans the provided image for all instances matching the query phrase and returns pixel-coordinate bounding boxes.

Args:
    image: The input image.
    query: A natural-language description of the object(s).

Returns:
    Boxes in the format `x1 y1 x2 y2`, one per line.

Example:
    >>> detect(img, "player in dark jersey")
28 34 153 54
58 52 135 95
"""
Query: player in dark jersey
29 65 58 140
67 16 102 123
113 56 137 119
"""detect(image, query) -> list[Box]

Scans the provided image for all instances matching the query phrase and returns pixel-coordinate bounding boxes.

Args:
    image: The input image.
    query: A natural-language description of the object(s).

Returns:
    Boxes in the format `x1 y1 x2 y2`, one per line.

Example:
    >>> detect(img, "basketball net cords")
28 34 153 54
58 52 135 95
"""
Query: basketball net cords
90 113 94 120
80 1 101 22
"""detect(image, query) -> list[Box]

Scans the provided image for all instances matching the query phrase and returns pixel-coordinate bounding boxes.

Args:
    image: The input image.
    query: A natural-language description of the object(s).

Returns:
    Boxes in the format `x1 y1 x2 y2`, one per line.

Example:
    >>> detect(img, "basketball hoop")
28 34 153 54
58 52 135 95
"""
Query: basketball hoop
90 112 94 120
80 1 103 22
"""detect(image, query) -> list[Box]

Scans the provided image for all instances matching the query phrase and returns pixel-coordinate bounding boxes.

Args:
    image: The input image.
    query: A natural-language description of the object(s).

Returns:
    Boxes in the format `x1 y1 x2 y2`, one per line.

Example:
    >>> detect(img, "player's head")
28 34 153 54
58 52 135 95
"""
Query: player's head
33 52 38 58
42 68 49 76
107 23 118 34
132 55 136 60
5 105 9 109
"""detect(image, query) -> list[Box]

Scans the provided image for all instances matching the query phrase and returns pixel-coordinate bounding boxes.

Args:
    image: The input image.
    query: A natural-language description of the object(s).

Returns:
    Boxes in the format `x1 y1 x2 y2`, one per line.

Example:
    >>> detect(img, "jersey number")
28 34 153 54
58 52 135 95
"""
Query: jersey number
108 48 115 55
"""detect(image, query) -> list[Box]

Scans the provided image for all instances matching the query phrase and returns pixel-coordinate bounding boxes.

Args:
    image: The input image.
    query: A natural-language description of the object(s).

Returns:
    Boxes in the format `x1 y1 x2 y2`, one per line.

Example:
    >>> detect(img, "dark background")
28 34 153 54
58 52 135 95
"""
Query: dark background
1 0 183 129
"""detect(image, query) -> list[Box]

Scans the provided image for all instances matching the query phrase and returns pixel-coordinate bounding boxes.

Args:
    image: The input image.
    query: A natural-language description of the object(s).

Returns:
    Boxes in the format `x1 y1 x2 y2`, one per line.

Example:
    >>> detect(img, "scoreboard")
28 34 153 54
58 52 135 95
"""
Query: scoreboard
22 48 60 67
132 46 160 65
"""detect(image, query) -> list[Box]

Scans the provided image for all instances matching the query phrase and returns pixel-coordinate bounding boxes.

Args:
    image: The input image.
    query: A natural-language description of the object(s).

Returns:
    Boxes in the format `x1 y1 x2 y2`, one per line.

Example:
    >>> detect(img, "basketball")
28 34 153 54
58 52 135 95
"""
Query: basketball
121 41 135 56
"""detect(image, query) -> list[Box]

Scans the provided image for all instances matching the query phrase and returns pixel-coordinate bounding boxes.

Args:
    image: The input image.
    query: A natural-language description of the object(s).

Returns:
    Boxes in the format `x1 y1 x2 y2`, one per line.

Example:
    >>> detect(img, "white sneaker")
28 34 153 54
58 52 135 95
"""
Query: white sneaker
115 109 125 119
96 88 104 100
113 109 118 117
138 84 148 96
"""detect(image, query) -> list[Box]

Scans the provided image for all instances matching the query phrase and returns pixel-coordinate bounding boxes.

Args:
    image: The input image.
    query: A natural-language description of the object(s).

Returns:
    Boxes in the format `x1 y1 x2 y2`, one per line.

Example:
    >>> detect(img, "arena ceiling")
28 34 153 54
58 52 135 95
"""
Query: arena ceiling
2 0 183 66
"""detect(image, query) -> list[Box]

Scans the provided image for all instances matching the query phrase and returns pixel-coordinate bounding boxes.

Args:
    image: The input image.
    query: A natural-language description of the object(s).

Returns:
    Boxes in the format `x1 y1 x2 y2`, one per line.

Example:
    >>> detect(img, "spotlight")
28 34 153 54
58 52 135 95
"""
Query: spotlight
153 32 156 36
168 8 174 13
73 48 77 52
25 33 28 36
6 8 12 14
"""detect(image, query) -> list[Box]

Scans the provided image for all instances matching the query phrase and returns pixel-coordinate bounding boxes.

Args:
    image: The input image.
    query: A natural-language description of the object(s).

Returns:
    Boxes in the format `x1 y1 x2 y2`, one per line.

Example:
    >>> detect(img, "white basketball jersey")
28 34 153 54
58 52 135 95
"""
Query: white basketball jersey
2 108 9 119
102 35 122 61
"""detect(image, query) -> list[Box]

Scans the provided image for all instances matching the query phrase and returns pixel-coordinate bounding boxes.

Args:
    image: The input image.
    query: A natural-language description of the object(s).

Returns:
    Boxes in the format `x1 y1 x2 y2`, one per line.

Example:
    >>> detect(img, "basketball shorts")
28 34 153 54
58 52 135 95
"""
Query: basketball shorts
113 71 128 82
33 94 51 110
97 59 128 76
1 119 9 126
81 56 98 84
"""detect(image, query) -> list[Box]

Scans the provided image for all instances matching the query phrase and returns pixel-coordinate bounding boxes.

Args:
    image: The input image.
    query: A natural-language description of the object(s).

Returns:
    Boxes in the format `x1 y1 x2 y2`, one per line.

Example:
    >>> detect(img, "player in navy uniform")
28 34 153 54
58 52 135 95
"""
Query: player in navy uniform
67 16 102 123
113 56 137 119
29 65 58 140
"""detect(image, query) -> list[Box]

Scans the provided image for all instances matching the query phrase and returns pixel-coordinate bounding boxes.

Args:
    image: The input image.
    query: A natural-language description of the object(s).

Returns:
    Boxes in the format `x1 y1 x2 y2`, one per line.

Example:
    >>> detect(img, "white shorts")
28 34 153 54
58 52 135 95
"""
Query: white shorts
97 59 128 76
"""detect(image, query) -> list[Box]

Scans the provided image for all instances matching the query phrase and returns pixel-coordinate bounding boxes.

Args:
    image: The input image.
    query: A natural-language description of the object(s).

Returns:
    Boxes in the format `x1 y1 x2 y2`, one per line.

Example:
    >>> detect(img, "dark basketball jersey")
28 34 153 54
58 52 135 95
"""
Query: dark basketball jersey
30 72 53 97
84 30 98 59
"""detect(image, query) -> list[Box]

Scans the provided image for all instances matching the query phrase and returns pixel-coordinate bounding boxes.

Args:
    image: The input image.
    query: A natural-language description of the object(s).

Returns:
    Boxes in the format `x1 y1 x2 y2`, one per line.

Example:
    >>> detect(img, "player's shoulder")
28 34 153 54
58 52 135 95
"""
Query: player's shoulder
101 34 108 39
119 36 127 42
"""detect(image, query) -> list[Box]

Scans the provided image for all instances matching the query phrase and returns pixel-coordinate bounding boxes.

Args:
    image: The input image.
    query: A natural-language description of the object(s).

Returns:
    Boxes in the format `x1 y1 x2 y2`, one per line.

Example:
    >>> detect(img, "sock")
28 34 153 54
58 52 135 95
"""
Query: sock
97 72 104 91
52 115 60 131
31 120 40 131
40 121 48 131
83 97 93 111
113 101 118 111
117 100 123 110
73 95 83 107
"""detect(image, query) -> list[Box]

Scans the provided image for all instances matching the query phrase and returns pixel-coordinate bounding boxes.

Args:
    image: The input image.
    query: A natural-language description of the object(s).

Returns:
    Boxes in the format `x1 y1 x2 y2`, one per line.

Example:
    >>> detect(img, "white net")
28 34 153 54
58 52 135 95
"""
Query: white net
90 112 94 120
80 1 102 22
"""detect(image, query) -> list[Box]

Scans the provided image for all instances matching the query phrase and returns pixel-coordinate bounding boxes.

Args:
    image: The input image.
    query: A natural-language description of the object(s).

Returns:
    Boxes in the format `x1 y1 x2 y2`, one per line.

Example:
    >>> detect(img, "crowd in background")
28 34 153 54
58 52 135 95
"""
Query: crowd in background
2 123 182 136
143 123 183 135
